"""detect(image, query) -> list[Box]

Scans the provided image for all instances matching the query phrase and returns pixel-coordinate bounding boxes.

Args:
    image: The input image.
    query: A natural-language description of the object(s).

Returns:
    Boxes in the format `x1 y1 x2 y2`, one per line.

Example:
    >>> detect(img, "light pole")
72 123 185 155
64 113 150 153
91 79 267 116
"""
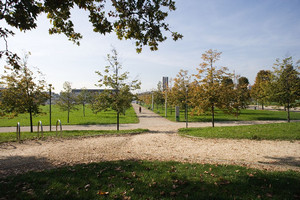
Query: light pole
49 84 52 131
185 84 189 128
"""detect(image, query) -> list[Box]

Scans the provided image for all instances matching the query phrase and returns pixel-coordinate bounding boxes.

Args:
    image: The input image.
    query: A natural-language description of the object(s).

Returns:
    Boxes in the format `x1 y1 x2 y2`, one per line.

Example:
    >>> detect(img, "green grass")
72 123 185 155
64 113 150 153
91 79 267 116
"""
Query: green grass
144 104 300 122
178 122 300 140
0 129 149 143
0 105 139 127
0 160 299 199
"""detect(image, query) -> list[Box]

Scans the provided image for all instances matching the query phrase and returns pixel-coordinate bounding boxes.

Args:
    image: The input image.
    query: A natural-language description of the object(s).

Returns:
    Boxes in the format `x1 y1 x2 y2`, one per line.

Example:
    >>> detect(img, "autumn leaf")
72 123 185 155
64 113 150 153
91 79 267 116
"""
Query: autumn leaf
97 190 109 195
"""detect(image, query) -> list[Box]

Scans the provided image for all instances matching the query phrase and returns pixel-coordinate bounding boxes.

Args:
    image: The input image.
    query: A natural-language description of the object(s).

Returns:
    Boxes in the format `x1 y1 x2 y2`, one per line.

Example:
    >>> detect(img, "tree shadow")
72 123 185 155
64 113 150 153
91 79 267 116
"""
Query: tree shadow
259 156 300 167
0 160 299 199
0 156 55 178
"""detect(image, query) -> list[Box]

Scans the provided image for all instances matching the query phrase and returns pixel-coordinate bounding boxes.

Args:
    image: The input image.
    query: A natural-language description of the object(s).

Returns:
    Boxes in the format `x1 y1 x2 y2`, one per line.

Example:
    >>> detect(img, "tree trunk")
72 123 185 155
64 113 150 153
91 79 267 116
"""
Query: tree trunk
287 102 290 123
83 103 85 117
29 107 33 133
67 108 70 123
262 103 264 110
212 103 215 128
117 112 120 131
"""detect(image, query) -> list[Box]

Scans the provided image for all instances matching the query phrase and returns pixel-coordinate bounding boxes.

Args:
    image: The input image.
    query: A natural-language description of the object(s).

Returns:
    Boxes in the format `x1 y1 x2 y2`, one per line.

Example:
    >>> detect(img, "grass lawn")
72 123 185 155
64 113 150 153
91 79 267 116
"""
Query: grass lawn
179 122 300 140
0 160 299 199
144 104 300 122
0 105 138 127
0 129 149 143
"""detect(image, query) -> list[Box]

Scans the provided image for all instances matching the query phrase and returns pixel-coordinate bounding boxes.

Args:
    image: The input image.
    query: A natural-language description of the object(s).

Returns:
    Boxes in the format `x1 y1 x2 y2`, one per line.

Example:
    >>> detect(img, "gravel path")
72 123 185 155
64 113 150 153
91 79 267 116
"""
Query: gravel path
0 104 299 177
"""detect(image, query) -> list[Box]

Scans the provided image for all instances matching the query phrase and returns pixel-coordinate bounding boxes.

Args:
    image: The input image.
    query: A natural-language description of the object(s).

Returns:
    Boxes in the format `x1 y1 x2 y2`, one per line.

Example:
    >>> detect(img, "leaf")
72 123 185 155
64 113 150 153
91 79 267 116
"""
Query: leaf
266 193 273 198
97 190 109 195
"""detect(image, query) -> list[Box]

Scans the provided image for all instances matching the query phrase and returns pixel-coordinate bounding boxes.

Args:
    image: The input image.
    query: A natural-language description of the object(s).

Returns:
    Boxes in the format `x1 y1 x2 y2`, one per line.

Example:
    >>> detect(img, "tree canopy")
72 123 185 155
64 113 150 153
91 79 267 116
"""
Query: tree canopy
0 53 48 132
1 0 183 69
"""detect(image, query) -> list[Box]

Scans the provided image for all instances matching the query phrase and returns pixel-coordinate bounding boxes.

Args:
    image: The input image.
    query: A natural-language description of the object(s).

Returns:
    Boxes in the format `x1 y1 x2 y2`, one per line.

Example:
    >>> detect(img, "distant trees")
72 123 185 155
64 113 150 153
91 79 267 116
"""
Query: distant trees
56 82 78 123
0 53 48 132
94 48 141 130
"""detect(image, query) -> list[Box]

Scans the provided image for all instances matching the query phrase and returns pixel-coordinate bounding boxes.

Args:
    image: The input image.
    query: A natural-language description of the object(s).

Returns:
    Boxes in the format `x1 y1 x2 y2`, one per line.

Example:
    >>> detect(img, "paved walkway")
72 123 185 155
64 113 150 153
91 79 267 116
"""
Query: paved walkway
0 104 296 133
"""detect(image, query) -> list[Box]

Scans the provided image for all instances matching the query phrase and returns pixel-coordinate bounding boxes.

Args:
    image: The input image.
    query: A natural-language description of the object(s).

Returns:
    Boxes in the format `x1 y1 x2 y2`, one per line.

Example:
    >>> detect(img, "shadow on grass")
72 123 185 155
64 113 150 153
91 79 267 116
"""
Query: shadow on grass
0 160 299 199
0 156 54 178
259 156 300 168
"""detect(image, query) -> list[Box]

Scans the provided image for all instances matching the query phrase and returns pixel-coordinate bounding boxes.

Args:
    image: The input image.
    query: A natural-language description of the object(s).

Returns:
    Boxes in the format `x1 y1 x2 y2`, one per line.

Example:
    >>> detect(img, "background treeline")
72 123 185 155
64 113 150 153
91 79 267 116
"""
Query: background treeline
139 49 300 126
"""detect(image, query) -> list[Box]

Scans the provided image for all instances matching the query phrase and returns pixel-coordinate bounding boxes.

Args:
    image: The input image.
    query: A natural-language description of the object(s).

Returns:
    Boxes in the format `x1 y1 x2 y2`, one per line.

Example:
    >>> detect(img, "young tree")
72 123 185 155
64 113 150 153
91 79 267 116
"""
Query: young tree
0 53 48 132
153 81 165 110
56 82 78 123
251 70 272 109
169 69 191 119
1 0 182 69
76 88 91 117
271 57 300 122
95 48 141 131
191 49 230 127
232 76 251 118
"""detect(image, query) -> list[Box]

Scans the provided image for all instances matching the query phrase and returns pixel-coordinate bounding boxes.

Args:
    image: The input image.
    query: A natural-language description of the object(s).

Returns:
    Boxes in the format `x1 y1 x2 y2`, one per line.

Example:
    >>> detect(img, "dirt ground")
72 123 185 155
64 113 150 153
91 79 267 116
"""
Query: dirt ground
0 104 299 177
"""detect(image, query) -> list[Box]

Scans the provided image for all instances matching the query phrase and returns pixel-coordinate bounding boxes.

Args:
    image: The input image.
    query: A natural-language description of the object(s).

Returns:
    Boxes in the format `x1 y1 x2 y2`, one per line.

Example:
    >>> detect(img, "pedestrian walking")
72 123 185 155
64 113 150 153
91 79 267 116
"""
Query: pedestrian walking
139 106 142 113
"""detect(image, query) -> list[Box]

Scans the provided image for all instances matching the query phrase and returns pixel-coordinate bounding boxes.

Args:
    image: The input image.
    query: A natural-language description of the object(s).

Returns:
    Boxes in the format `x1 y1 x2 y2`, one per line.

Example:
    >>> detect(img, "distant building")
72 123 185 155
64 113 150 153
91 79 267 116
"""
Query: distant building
71 89 115 96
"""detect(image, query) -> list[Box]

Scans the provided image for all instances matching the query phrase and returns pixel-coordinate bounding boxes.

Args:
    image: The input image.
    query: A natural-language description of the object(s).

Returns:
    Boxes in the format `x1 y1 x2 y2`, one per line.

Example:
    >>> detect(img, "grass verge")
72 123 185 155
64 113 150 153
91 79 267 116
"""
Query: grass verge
0 105 138 127
0 160 299 199
0 129 149 143
178 122 300 140
143 104 300 122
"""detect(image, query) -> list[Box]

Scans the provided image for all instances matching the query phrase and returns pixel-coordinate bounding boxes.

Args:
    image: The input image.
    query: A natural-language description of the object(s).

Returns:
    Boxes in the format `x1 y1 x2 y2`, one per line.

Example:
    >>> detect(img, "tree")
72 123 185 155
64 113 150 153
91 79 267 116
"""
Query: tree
76 88 92 117
232 76 251 118
191 49 230 127
251 70 272 109
0 53 48 132
56 81 78 123
169 69 190 119
153 81 164 110
271 57 300 122
94 48 141 131
1 0 183 69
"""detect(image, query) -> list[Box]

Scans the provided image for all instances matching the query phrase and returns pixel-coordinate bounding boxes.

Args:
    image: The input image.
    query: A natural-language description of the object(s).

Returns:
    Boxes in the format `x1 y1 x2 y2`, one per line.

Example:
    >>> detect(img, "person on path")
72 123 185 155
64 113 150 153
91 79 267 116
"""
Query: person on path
139 106 142 113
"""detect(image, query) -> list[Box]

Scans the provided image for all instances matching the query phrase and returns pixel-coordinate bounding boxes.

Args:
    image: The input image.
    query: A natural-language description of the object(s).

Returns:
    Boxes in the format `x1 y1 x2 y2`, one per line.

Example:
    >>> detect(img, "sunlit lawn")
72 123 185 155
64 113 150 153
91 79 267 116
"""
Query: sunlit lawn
0 160 299 199
0 105 138 127
144 104 300 122
179 122 300 141
0 129 149 143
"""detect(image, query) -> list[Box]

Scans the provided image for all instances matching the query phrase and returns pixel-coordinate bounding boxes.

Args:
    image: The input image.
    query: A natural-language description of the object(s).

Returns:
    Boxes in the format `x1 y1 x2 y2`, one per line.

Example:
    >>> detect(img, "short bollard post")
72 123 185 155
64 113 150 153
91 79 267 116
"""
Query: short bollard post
37 121 44 138
16 122 21 143
56 120 62 137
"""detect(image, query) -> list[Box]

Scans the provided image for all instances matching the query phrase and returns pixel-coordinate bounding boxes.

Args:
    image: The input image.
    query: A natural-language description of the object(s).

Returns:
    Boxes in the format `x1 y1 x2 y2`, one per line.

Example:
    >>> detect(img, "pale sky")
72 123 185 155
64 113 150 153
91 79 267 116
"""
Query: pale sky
1 0 300 93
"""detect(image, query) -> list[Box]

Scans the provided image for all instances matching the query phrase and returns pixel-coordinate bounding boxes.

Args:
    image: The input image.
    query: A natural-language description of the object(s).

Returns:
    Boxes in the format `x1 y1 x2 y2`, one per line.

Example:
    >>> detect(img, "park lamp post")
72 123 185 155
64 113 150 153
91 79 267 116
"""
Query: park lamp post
49 84 52 131
185 84 189 128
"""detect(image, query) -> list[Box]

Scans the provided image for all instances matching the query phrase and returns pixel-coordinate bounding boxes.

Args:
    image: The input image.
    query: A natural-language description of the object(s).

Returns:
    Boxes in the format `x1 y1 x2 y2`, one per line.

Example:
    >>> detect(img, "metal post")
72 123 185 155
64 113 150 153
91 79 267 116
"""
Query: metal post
16 122 21 143
165 90 167 117
186 85 189 128
49 84 52 131
151 92 154 111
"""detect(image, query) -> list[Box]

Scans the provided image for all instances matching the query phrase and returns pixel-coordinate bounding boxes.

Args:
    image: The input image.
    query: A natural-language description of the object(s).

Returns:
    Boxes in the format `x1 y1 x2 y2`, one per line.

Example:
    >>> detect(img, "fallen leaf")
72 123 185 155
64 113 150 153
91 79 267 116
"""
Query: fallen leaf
266 193 273 198
97 190 109 195
170 192 177 196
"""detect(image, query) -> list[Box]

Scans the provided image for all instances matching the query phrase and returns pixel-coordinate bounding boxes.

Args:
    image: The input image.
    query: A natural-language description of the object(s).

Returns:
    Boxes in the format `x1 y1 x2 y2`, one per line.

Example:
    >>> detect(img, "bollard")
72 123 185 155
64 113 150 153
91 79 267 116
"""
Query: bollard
56 120 62 137
16 122 21 143
37 121 44 138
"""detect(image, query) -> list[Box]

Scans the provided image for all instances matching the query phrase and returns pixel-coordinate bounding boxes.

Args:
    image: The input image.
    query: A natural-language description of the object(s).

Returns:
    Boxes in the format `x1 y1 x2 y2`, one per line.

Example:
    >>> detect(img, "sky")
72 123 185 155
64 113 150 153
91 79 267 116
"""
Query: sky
1 0 300 93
